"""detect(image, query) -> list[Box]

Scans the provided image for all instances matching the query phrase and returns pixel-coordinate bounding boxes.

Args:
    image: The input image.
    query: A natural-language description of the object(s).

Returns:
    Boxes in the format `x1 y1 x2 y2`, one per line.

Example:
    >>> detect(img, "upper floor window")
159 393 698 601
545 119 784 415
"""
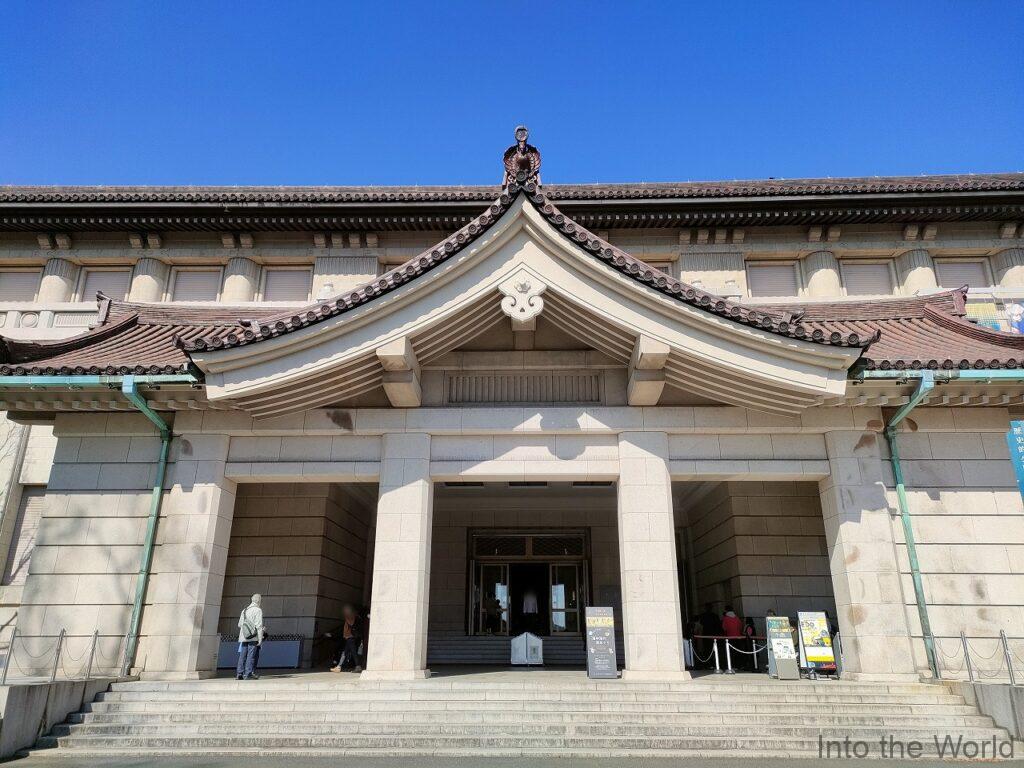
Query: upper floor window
935 259 991 290
0 269 42 302
169 268 222 302
78 268 132 301
747 263 799 298
841 262 894 296
261 267 312 302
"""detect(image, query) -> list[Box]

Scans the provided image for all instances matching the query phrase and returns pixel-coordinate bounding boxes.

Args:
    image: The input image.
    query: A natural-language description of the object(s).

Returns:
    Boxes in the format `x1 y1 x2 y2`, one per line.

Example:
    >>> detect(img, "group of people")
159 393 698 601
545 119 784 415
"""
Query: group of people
234 594 367 680
685 602 759 671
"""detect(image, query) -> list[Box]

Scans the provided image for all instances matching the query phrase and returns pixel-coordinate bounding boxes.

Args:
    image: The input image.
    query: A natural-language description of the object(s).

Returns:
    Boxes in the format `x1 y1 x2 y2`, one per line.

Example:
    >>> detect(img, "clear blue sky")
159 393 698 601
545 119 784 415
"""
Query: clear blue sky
1 0 1022 186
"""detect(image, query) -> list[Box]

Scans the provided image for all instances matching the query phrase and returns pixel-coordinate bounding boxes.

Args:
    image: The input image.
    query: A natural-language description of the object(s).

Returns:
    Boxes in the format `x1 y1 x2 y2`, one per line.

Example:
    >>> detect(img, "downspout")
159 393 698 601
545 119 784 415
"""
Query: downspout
0 373 194 675
119 375 172 676
880 370 939 679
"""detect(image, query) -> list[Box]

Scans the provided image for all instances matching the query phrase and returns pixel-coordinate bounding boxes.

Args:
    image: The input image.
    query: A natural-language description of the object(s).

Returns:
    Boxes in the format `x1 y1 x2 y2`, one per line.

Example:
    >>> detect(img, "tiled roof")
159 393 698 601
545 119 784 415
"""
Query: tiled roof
1 173 1023 204
1 288 1022 378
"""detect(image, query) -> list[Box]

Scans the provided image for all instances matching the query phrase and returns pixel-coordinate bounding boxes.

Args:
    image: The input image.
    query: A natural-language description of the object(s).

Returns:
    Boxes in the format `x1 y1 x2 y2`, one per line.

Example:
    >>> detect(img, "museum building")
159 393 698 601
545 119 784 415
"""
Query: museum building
0 129 1023 681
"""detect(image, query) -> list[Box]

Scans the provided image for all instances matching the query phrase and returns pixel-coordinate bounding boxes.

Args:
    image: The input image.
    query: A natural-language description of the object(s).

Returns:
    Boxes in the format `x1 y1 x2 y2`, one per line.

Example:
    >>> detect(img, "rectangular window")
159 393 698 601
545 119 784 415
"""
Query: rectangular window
842 262 894 296
936 260 990 290
261 268 312 302
170 268 221 302
2 487 45 586
747 263 799 297
79 268 132 301
0 270 42 302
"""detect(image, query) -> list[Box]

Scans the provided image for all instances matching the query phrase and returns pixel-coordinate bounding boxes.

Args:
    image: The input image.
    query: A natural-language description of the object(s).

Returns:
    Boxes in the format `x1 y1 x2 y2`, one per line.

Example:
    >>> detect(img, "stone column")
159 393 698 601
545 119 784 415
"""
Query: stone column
895 249 938 295
994 248 1024 288
221 256 260 302
616 431 689 679
37 257 79 303
803 251 842 298
818 431 917 681
129 257 170 302
362 432 433 680
146 432 236 679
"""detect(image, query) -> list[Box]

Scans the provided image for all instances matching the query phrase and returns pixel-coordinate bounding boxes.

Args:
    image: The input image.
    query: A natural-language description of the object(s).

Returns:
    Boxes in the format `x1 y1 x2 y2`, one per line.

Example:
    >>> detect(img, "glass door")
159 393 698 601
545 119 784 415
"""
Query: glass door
474 563 509 635
549 563 581 634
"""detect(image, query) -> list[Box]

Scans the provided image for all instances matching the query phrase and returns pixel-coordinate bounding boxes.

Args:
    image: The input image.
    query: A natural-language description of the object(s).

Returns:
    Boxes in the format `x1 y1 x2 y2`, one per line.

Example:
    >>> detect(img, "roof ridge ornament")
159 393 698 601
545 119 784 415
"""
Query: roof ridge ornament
503 125 541 187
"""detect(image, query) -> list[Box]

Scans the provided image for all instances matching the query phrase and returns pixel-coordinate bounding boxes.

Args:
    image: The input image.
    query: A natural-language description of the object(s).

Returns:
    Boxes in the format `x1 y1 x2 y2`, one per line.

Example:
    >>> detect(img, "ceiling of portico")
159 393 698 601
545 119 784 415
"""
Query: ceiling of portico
189 195 861 418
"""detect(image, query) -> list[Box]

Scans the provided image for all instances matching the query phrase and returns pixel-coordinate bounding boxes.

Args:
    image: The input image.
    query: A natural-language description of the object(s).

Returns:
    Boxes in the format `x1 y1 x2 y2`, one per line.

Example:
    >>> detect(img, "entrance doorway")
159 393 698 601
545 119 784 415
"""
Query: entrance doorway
469 530 587 637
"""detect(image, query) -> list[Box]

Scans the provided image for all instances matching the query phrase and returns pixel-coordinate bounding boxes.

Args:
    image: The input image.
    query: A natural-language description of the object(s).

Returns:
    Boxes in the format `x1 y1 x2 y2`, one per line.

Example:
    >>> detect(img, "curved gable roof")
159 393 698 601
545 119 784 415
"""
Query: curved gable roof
178 181 870 355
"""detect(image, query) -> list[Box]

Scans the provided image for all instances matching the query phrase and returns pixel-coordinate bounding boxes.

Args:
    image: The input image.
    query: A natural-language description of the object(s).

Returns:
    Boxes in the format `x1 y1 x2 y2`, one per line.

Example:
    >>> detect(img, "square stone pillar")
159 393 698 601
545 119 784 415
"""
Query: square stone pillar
144 433 236 679
818 431 917 681
362 432 433 680
617 431 689 680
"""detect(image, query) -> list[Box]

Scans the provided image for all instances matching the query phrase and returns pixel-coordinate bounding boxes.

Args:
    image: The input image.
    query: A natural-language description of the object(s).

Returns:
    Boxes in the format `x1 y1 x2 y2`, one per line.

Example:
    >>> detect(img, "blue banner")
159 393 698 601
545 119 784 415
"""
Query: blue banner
1006 421 1024 496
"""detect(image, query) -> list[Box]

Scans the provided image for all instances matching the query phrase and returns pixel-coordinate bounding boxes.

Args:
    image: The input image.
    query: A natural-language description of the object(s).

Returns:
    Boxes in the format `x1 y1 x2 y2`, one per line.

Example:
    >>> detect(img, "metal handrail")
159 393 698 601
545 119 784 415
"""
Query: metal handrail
931 631 1024 685
1 629 127 684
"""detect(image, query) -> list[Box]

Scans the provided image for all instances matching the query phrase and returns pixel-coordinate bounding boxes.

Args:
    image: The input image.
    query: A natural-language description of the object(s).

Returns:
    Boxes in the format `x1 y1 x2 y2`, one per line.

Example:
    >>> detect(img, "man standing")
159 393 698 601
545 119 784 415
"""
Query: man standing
236 593 265 680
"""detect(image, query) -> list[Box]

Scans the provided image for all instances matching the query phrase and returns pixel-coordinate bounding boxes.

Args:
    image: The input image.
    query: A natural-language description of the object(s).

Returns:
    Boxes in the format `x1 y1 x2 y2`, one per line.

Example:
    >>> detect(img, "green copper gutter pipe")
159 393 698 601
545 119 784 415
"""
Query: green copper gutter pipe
853 367 1024 679
0 373 197 675
880 371 939 679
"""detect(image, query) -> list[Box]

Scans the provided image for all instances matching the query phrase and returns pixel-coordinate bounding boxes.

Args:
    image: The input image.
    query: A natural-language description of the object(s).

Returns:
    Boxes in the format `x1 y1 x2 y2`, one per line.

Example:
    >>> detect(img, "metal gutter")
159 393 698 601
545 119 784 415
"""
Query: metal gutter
119 375 172 676
0 372 194 675
855 367 1024 679
881 371 939 679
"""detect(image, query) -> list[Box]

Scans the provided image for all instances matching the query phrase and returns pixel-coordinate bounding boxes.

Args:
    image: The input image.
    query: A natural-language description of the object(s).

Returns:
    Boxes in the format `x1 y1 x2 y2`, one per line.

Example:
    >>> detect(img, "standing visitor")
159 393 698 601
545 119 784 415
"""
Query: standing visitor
236 593 265 681
330 604 365 673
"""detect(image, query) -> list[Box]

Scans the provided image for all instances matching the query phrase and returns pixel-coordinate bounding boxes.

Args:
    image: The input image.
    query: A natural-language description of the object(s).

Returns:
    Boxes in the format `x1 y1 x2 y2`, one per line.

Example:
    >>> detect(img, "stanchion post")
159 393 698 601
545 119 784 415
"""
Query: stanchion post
84 631 99 681
50 629 66 683
961 631 974 683
0 627 14 685
725 639 735 674
1000 630 1015 686
712 639 722 674
753 640 759 671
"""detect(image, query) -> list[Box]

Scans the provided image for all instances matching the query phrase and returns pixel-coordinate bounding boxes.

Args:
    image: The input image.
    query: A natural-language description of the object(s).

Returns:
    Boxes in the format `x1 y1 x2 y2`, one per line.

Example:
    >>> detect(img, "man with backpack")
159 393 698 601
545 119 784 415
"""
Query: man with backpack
236 593 265 680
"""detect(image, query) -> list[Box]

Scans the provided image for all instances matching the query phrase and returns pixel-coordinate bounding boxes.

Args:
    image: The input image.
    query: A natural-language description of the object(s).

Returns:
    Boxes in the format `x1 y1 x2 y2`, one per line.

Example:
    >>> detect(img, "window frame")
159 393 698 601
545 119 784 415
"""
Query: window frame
745 260 802 299
166 266 224 303
839 259 898 298
258 265 314 303
75 266 133 302
0 268 43 303
933 257 994 291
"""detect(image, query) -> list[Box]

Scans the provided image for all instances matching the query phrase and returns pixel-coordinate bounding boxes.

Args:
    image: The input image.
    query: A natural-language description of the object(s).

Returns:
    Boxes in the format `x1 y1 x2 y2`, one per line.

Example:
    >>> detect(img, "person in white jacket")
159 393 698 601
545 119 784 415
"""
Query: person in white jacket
236 594 265 680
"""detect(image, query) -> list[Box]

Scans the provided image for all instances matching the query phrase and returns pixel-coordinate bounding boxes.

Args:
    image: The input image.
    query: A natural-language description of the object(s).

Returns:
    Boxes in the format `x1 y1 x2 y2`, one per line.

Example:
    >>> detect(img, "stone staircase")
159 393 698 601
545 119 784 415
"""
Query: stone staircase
28 673 1018 759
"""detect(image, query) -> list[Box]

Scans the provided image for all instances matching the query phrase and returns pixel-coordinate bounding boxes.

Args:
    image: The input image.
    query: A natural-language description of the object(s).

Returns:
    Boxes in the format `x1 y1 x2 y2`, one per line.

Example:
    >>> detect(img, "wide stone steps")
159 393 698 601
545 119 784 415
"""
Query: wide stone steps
68 711 995 728
33 733 1011 758
30 677 1016 759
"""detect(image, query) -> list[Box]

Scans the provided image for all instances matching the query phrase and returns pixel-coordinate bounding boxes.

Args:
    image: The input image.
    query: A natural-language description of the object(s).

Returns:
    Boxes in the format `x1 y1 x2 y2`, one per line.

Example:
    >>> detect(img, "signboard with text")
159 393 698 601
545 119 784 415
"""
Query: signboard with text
1006 421 1024 497
765 615 799 680
585 607 618 679
797 611 836 672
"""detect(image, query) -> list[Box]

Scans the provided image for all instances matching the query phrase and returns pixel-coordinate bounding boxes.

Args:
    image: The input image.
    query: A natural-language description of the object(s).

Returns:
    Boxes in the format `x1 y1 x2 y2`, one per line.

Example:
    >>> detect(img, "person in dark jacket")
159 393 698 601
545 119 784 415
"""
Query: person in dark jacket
329 604 365 673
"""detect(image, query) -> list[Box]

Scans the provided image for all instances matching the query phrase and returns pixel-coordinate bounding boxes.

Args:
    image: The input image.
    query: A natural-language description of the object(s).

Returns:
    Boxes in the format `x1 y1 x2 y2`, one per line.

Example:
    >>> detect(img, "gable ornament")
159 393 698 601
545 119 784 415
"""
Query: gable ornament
499 270 546 324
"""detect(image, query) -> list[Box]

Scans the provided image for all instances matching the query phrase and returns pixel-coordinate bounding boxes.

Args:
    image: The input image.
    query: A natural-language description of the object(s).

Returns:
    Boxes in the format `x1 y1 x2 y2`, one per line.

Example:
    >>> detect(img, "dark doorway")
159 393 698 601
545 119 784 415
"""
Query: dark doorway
509 563 550 635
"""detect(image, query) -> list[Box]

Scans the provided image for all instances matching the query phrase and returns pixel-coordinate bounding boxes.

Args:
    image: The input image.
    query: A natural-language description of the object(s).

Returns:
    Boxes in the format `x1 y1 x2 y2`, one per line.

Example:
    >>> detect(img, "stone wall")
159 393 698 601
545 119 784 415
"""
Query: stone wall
882 408 1024 674
685 481 834 621
218 482 372 666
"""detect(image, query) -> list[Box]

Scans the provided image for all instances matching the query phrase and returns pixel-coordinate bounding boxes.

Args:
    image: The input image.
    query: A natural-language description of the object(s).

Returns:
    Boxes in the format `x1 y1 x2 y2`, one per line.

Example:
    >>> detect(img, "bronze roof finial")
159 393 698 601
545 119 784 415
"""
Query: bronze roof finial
503 125 541 187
